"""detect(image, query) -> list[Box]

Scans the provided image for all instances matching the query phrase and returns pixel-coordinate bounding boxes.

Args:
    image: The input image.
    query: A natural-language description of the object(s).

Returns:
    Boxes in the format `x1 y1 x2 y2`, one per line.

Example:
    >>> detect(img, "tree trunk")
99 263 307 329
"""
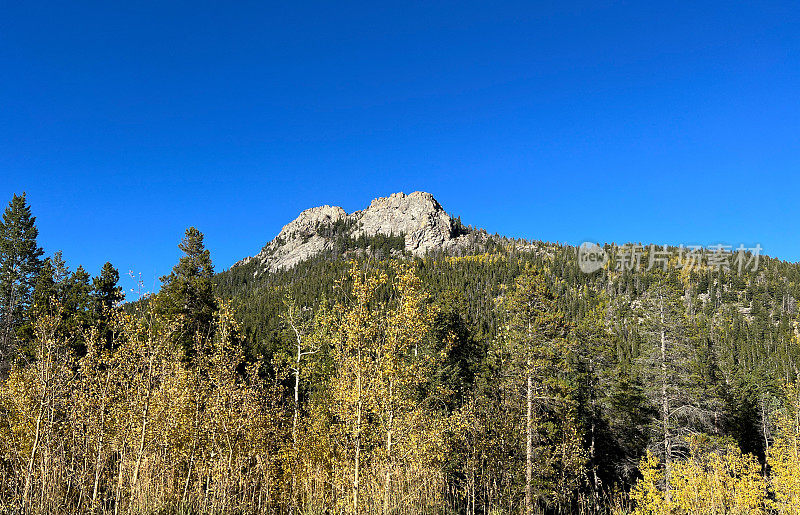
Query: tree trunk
353 347 362 514
182 452 194 506
660 295 671 504
22 403 44 513
292 343 300 513
92 427 105 510
114 451 124 515
526 370 533 515
525 314 534 515
293 348 300 449
130 354 153 513
383 380 393 515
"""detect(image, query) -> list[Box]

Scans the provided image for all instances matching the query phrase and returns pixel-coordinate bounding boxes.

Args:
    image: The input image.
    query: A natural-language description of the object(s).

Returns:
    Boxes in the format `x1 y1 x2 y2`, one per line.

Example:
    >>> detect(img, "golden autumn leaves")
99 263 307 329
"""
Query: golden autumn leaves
0 300 286 513
0 261 452 514
317 262 447 513
629 384 800 514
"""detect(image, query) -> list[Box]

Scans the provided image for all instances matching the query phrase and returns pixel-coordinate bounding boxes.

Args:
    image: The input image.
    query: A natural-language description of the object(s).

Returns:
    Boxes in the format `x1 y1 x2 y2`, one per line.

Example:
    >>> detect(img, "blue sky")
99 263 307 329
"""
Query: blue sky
2 1 798 298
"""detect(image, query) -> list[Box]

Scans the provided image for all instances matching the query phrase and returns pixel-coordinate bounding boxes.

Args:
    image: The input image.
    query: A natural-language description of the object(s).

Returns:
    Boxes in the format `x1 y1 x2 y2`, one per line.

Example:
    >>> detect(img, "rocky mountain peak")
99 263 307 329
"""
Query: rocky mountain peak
236 191 482 274
275 205 347 240
352 191 453 253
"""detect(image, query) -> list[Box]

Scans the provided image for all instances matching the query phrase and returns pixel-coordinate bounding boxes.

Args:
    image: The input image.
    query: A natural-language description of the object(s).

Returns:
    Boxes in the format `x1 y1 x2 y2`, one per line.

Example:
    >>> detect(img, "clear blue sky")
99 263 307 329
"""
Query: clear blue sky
2 1 798 298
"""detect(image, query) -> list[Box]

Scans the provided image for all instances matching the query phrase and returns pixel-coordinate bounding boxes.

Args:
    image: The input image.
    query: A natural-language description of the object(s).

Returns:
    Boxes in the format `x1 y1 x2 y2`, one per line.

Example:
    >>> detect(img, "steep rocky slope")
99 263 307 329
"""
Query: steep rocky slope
235 191 485 273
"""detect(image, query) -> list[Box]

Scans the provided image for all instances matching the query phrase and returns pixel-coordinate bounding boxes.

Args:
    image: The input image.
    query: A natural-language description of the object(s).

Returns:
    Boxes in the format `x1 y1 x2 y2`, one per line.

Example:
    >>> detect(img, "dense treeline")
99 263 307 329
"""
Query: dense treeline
1 192 800 513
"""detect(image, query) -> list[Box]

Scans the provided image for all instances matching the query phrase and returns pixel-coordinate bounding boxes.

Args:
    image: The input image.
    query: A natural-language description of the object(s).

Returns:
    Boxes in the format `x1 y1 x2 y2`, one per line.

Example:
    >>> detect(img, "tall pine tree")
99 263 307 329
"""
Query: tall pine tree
0 193 43 367
636 276 714 503
157 227 216 354
504 267 583 513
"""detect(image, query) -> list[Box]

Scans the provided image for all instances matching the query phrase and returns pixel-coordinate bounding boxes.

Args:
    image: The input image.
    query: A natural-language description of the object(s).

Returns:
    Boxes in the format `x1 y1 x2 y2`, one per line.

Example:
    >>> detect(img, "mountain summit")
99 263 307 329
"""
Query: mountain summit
236 191 483 273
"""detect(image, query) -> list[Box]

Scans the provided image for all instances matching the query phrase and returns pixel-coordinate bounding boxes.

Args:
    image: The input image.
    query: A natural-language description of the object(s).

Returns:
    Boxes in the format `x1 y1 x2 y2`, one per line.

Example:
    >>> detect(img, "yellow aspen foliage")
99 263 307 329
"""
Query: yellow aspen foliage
670 439 768 514
768 383 800 514
443 252 507 265
326 262 446 513
376 262 443 512
328 263 388 512
0 309 75 513
0 293 291 514
629 451 665 515
629 439 769 515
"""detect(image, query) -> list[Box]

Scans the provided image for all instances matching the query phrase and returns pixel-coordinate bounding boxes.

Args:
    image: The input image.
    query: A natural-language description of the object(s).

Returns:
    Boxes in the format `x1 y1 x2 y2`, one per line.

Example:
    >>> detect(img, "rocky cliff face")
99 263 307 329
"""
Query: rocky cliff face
235 191 483 274
351 192 454 253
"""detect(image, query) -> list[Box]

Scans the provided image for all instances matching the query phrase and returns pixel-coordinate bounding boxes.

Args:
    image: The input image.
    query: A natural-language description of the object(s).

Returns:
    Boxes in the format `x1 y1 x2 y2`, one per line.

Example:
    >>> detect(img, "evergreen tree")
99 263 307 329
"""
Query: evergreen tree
157 227 217 354
635 277 715 503
91 262 123 349
30 257 56 317
25 251 70 343
0 193 44 367
504 267 583 513
63 266 93 355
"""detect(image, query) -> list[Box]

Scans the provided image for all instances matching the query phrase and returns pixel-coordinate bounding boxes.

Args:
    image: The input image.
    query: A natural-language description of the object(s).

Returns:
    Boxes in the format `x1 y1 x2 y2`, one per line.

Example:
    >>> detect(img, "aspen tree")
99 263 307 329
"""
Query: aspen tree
330 263 386 513
281 292 318 511
376 263 438 513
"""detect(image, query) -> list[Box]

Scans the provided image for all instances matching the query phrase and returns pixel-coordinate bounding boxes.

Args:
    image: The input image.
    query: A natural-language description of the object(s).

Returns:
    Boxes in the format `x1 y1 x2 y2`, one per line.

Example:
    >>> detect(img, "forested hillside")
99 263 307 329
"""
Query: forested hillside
1 192 800 514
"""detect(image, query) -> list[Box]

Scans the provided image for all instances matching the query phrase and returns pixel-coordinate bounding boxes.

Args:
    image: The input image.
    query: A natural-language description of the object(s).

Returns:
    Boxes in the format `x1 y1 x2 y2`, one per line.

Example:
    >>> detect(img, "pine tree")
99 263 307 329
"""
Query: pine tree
505 267 583 513
64 267 92 321
30 257 56 317
157 227 217 354
91 262 123 348
636 277 713 503
24 251 70 344
0 193 44 368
